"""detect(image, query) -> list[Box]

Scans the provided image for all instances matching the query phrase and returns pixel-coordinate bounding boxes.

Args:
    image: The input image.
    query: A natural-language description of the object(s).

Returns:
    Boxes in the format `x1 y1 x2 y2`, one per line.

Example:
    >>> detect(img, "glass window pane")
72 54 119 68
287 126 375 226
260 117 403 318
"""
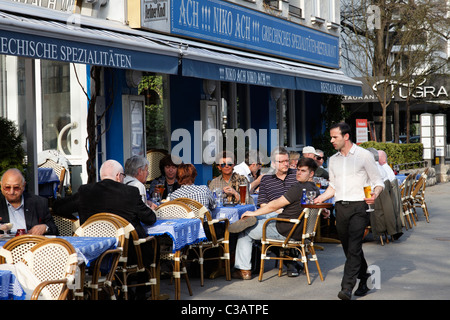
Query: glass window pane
40 60 72 154
140 73 170 150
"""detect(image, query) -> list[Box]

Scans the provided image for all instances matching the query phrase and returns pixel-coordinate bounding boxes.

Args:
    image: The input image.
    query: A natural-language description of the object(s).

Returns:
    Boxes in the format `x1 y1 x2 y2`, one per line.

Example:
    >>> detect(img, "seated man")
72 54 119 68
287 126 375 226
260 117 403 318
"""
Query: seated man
52 159 157 299
0 168 58 235
124 155 157 209
209 151 248 204
232 157 327 280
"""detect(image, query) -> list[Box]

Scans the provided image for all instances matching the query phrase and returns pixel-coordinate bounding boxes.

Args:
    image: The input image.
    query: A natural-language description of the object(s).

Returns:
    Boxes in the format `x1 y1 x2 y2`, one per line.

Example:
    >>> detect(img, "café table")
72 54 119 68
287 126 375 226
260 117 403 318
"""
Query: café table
0 269 26 300
0 236 117 299
211 204 257 224
396 174 407 184
145 218 207 300
315 190 340 246
37 167 60 198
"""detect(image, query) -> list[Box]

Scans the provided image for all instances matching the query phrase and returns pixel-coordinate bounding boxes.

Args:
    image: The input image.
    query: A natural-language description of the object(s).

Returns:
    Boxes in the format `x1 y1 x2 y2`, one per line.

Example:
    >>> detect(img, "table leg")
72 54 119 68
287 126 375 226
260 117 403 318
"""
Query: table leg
316 215 340 244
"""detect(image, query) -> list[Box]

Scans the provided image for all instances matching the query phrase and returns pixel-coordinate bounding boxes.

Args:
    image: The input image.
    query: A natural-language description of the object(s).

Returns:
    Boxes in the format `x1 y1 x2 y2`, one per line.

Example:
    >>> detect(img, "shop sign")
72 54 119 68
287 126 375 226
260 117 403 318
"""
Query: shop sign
343 77 449 103
133 0 339 68
5 0 75 12
355 119 368 144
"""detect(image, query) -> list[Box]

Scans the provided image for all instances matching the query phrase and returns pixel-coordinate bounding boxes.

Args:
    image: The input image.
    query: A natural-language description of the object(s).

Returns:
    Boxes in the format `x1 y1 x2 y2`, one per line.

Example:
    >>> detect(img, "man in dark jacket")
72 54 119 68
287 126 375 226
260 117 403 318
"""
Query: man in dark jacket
53 159 156 237
53 159 157 299
0 168 58 235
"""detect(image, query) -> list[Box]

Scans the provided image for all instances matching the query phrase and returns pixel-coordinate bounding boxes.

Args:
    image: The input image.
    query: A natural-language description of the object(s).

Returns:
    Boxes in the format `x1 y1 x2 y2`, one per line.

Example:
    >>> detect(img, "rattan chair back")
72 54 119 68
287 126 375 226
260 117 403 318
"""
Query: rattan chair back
0 235 47 264
22 238 78 300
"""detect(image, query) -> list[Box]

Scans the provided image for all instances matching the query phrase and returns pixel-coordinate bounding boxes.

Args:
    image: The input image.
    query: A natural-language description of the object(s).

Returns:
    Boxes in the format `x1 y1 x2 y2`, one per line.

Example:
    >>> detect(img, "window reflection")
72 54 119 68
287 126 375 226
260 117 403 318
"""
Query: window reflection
40 60 72 154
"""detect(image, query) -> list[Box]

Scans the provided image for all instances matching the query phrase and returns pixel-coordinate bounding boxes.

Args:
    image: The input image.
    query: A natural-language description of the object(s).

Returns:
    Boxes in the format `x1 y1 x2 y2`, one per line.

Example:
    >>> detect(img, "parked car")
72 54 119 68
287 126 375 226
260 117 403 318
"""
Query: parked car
390 135 420 143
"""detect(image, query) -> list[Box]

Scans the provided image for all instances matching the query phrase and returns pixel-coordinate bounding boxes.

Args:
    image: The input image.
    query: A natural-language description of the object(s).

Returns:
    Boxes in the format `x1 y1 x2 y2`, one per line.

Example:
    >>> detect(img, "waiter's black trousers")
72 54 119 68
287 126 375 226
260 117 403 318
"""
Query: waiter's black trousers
335 201 370 291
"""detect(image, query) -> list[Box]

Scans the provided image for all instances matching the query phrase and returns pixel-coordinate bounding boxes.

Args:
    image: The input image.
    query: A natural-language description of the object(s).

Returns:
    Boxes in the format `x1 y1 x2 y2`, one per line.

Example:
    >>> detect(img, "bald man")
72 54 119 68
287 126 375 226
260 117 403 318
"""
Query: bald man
0 168 58 235
53 159 157 299
53 159 156 235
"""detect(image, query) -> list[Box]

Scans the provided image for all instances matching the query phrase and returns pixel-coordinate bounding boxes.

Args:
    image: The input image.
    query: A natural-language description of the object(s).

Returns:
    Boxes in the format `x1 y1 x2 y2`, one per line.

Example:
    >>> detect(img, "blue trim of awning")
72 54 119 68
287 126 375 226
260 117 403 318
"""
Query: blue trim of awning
0 29 179 75
183 58 362 96
296 76 363 97
182 58 297 89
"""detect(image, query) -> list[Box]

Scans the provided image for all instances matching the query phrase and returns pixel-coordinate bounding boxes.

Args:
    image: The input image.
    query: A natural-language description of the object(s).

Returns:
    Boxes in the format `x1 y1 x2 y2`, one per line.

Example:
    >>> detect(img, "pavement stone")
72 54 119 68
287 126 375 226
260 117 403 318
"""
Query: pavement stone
159 181 450 303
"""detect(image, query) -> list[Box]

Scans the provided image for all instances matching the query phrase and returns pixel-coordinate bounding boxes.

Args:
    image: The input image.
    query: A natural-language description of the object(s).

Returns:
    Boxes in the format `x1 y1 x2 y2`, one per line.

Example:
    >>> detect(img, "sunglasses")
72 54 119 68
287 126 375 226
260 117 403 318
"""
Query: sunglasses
316 156 325 160
220 163 234 168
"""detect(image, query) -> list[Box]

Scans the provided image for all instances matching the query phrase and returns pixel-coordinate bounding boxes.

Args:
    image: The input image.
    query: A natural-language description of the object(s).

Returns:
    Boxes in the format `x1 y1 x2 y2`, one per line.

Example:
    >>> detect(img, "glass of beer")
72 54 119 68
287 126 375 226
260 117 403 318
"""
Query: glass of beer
239 184 247 205
156 184 165 198
364 185 374 212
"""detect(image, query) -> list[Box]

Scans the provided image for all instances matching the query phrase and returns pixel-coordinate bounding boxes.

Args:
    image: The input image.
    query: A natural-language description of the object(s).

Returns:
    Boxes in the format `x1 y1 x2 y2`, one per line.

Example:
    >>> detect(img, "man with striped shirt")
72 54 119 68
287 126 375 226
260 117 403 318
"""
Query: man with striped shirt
232 147 300 280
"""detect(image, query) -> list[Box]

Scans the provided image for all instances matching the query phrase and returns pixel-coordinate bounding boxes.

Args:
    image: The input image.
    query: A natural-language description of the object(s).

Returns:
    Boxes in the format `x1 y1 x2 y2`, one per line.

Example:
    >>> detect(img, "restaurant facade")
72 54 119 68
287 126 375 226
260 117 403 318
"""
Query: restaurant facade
0 0 362 192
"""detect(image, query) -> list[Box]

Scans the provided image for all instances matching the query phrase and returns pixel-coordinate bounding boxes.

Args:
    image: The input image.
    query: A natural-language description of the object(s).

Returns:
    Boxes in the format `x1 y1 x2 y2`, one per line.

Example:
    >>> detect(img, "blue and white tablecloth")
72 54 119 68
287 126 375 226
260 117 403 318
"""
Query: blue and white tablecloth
0 269 26 300
59 236 118 267
38 167 60 198
396 174 407 184
212 204 257 224
0 236 118 267
145 219 206 253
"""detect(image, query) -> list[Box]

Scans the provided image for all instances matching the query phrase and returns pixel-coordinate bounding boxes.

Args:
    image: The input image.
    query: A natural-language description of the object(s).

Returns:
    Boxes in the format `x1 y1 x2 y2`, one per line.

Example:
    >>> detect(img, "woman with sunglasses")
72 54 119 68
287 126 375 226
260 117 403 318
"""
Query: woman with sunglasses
209 151 248 204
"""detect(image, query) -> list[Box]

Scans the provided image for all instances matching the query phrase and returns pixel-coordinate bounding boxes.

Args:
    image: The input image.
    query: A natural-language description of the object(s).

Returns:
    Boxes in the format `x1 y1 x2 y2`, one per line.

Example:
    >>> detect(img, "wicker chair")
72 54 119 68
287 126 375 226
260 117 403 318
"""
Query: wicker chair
74 215 125 300
0 235 47 264
410 168 430 223
146 149 168 182
89 213 158 300
259 203 332 285
172 197 231 286
154 201 194 298
400 173 417 229
51 213 80 236
21 238 78 300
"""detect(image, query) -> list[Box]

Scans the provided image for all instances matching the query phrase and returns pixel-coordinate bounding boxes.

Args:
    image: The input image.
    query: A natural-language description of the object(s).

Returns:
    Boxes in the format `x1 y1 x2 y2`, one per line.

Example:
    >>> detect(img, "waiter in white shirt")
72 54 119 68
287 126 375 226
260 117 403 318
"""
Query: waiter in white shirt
315 122 384 300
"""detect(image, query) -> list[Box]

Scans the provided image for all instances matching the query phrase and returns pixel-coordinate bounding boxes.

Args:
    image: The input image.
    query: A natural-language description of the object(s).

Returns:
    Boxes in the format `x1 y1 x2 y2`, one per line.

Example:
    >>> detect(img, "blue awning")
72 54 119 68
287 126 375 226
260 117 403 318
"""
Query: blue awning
182 46 362 96
0 10 180 75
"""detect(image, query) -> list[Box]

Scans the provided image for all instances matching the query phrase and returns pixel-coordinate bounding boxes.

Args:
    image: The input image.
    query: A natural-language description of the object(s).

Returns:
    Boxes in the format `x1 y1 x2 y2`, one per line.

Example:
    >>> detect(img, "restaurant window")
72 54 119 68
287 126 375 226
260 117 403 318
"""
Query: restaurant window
0 55 27 144
140 73 171 151
40 60 72 154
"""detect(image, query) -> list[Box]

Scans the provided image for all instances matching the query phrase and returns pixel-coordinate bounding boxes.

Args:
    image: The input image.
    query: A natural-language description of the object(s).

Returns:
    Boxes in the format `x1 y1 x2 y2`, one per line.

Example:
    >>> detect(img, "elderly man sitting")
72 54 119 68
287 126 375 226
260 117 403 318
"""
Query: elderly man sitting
0 168 58 235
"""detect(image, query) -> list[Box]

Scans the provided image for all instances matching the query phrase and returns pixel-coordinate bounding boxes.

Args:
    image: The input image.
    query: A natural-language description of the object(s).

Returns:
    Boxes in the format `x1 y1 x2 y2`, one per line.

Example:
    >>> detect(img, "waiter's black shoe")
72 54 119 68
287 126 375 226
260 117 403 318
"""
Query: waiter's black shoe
354 283 370 296
354 273 371 296
337 288 352 300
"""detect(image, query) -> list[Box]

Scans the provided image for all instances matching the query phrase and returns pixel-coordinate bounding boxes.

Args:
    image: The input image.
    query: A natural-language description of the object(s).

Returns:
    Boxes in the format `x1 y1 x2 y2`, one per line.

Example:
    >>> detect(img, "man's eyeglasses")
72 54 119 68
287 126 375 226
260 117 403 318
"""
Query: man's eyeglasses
1 186 22 192
118 172 126 178
220 163 234 168
316 156 325 161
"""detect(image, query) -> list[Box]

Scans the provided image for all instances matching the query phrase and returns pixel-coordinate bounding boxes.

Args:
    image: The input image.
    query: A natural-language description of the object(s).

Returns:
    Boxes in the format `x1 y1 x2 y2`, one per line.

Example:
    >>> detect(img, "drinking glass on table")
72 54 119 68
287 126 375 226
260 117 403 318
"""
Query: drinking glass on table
152 192 161 206
307 190 316 204
214 188 223 207
363 185 374 212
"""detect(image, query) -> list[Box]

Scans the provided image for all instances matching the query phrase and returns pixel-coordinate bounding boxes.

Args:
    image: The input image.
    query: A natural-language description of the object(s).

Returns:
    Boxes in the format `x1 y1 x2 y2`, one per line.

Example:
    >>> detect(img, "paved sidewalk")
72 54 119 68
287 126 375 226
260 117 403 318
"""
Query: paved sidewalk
159 181 450 301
